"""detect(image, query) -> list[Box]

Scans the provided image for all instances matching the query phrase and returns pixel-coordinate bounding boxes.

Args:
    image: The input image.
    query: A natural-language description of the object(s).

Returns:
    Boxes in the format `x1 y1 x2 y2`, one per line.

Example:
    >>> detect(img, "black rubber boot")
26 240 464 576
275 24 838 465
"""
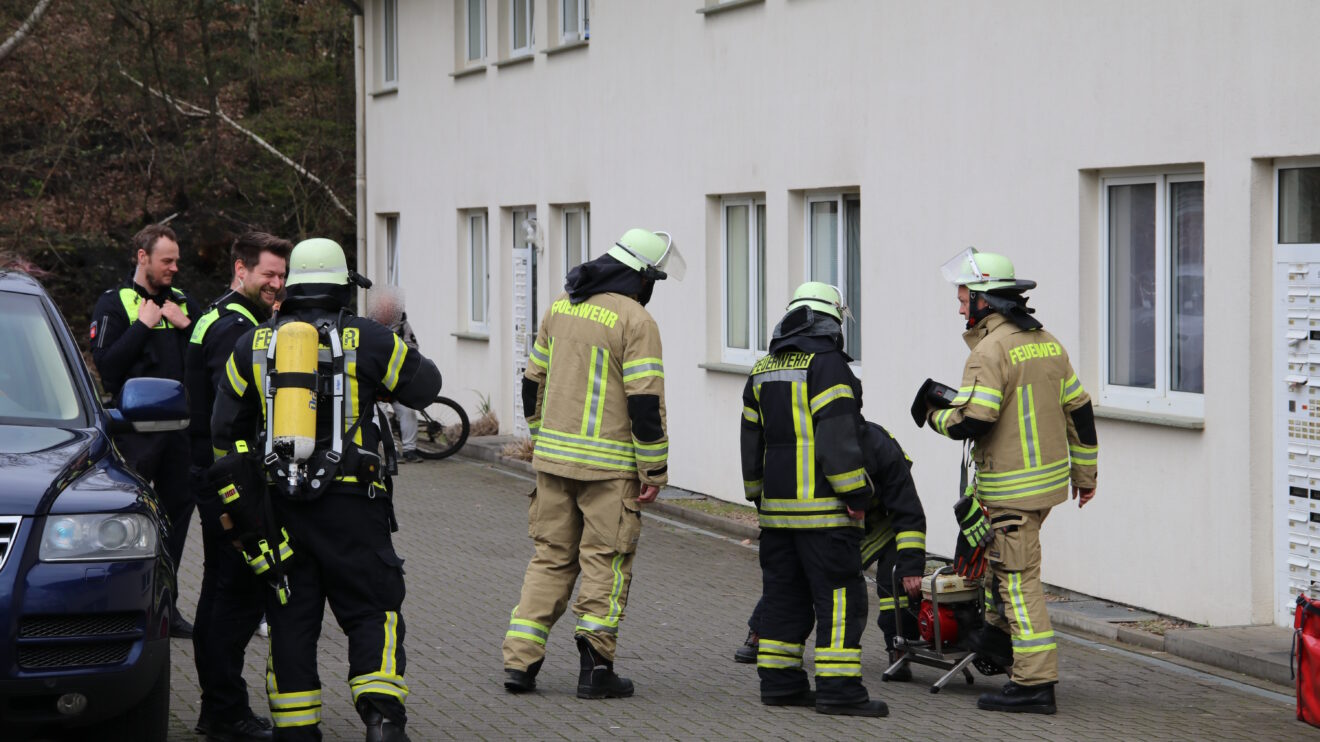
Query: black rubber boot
816 699 889 717
504 658 543 693
761 689 815 707
359 699 411 742
576 636 635 699
977 681 1057 715
734 630 758 664
883 649 912 682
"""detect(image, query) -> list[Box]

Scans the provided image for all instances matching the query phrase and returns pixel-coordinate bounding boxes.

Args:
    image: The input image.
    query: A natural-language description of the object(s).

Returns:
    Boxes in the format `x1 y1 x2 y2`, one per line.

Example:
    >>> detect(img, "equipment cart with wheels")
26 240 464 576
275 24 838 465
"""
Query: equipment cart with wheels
882 564 985 693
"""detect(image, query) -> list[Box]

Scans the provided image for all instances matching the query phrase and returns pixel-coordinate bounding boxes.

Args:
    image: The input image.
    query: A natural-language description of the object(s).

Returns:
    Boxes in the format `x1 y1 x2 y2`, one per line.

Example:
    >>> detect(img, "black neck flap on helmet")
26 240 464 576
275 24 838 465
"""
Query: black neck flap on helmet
565 254 651 305
970 289 1042 331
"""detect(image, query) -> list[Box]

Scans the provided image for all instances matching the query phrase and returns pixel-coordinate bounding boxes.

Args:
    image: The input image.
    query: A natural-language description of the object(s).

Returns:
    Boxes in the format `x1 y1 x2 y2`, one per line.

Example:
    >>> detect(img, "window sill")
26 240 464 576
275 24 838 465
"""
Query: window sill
698 361 753 376
697 0 764 15
545 39 589 56
493 53 535 69
369 86 398 98
449 64 488 79
452 331 490 342
1093 405 1204 430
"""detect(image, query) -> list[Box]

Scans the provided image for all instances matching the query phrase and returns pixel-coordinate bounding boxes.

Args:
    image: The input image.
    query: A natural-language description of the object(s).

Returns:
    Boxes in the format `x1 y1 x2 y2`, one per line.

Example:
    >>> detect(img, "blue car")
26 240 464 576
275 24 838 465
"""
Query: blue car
0 269 186 740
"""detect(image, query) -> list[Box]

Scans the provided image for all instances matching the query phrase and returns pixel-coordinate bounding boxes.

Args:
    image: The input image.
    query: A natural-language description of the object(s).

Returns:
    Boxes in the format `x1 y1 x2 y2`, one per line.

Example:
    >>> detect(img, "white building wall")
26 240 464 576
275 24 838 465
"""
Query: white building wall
361 0 1320 626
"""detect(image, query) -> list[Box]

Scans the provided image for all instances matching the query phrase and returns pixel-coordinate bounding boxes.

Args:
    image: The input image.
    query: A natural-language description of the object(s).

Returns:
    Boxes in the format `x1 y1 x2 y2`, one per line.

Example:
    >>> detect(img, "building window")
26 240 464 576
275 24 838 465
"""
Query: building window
723 197 767 364
385 216 400 286
1280 166 1320 244
468 211 489 332
377 0 398 88
1101 172 1204 412
467 0 487 62
806 193 862 361
563 206 589 279
511 0 533 56
561 0 589 43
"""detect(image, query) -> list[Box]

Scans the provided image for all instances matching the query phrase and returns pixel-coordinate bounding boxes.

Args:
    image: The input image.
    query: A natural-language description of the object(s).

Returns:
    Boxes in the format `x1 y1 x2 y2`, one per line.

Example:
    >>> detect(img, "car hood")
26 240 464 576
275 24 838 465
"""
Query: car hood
0 424 101 516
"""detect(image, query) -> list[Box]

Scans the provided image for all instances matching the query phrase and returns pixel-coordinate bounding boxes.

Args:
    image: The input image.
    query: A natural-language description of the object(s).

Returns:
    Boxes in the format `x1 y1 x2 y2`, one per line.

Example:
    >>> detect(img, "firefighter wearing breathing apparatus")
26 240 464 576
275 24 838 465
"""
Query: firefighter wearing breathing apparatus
913 248 1098 715
502 228 680 701
210 238 441 742
739 282 889 717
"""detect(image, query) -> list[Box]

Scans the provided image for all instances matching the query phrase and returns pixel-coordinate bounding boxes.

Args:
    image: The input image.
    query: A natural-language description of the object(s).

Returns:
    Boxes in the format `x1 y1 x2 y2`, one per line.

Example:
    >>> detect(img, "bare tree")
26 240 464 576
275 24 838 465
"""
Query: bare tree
0 0 54 65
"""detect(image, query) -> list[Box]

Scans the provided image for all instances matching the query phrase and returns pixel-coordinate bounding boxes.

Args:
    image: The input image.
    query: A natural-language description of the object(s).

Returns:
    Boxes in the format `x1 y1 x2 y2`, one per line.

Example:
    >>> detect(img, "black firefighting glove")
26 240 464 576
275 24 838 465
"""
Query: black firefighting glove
910 378 958 427
952 496 992 579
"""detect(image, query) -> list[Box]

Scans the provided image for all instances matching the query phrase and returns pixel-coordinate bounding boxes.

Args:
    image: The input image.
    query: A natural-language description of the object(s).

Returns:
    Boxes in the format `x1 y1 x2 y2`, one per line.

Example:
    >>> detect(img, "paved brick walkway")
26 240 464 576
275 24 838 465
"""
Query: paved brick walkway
165 458 1307 740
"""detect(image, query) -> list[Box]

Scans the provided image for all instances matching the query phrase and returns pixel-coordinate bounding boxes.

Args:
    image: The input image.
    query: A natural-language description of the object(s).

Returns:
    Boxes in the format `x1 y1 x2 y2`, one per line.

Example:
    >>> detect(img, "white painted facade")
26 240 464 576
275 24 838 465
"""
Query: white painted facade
352 0 1320 627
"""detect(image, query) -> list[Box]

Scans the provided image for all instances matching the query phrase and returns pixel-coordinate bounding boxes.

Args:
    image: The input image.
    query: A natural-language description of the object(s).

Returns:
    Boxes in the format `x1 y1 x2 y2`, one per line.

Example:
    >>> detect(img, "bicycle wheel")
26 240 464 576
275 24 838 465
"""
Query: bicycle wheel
413 396 470 460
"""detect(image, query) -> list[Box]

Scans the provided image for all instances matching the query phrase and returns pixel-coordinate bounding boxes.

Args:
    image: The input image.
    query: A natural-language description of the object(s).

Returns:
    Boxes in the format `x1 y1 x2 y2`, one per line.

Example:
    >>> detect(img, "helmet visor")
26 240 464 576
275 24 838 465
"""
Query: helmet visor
940 247 982 286
653 231 686 281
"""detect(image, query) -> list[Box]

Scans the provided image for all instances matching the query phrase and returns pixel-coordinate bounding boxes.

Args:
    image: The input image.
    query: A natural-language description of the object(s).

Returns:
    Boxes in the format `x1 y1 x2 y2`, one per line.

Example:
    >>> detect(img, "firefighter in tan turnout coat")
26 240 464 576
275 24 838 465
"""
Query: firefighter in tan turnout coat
916 249 1098 715
502 228 684 700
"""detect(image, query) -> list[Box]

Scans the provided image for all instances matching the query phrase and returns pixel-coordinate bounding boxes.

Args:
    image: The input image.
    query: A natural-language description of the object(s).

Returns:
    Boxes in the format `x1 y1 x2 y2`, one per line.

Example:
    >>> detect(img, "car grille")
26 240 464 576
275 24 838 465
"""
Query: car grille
17 641 133 669
0 516 20 572
20 613 139 638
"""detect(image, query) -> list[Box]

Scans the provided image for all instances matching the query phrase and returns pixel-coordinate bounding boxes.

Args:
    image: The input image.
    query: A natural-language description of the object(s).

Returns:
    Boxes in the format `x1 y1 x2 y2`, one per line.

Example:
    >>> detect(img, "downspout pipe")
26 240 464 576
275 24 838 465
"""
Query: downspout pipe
348 4 367 308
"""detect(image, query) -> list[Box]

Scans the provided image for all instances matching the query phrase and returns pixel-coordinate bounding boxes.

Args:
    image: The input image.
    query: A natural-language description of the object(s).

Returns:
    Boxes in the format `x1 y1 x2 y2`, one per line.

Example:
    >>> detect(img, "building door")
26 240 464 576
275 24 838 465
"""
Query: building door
1276 162 1320 625
511 210 537 437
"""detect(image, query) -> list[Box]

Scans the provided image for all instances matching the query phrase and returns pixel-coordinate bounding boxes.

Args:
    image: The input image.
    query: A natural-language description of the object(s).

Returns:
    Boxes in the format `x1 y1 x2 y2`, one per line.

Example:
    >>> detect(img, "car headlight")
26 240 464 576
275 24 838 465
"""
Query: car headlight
39 514 158 561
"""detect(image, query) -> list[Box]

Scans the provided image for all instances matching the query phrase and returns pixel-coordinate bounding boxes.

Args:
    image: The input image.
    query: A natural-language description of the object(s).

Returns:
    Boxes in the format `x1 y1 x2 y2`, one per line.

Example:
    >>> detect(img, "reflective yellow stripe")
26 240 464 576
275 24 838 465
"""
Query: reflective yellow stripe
830 587 846 648
349 671 409 703
226 354 248 396
808 383 853 415
1060 374 1084 404
621 356 664 383
952 385 1002 412
379 611 400 676
382 336 408 391
742 405 759 424
759 513 860 529
759 639 803 655
825 467 867 494
1017 384 1040 468
744 480 764 498
269 689 321 708
792 382 813 499
895 530 925 550
1069 443 1098 465
633 438 668 463
529 340 550 368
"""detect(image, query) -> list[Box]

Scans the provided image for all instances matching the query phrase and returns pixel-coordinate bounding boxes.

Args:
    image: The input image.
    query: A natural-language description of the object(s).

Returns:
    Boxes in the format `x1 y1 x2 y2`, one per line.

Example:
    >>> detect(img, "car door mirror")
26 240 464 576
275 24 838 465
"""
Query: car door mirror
107 378 190 434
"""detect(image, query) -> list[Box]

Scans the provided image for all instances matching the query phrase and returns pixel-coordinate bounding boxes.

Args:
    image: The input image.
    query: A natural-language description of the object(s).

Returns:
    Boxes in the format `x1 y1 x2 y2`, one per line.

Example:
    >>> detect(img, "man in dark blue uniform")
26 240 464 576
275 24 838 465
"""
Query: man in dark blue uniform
186 231 291 741
90 223 201 637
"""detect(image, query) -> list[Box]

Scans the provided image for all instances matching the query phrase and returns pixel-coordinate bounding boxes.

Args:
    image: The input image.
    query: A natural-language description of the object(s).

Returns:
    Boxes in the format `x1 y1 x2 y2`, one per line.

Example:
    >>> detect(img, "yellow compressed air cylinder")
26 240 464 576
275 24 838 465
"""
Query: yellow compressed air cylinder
272 321 318 462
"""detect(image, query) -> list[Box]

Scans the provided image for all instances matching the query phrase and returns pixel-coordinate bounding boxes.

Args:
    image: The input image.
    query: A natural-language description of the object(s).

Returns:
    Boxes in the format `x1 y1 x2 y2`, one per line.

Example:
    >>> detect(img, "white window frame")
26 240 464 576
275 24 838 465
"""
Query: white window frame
510 0 534 56
378 0 399 89
1098 171 1205 418
722 196 767 365
562 206 590 281
467 0 487 63
385 215 400 287
560 0 589 43
468 211 489 333
805 192 861 363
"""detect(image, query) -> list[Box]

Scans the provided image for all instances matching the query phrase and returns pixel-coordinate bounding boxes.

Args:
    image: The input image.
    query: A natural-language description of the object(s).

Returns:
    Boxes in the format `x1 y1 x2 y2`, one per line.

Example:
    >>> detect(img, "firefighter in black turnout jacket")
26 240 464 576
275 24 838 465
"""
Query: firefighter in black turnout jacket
735 424 926 681
739 282 888 717
211 238 441 742
185 231 291 741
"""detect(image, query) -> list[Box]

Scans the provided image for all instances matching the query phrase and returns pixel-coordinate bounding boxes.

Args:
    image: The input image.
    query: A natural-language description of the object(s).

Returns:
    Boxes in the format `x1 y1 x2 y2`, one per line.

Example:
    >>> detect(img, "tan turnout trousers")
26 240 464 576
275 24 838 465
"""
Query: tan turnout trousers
984 506 1057 686
502 472 642 670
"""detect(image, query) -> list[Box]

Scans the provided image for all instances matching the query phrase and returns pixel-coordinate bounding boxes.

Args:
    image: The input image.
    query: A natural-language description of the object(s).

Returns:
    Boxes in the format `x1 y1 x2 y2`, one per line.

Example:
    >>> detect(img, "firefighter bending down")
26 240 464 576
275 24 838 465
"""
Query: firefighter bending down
211 238 441 742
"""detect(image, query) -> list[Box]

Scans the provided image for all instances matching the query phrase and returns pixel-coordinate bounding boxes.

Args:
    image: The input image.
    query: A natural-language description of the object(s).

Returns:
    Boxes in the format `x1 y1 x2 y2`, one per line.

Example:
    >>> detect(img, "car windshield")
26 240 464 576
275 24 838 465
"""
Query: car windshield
0 292 84 426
